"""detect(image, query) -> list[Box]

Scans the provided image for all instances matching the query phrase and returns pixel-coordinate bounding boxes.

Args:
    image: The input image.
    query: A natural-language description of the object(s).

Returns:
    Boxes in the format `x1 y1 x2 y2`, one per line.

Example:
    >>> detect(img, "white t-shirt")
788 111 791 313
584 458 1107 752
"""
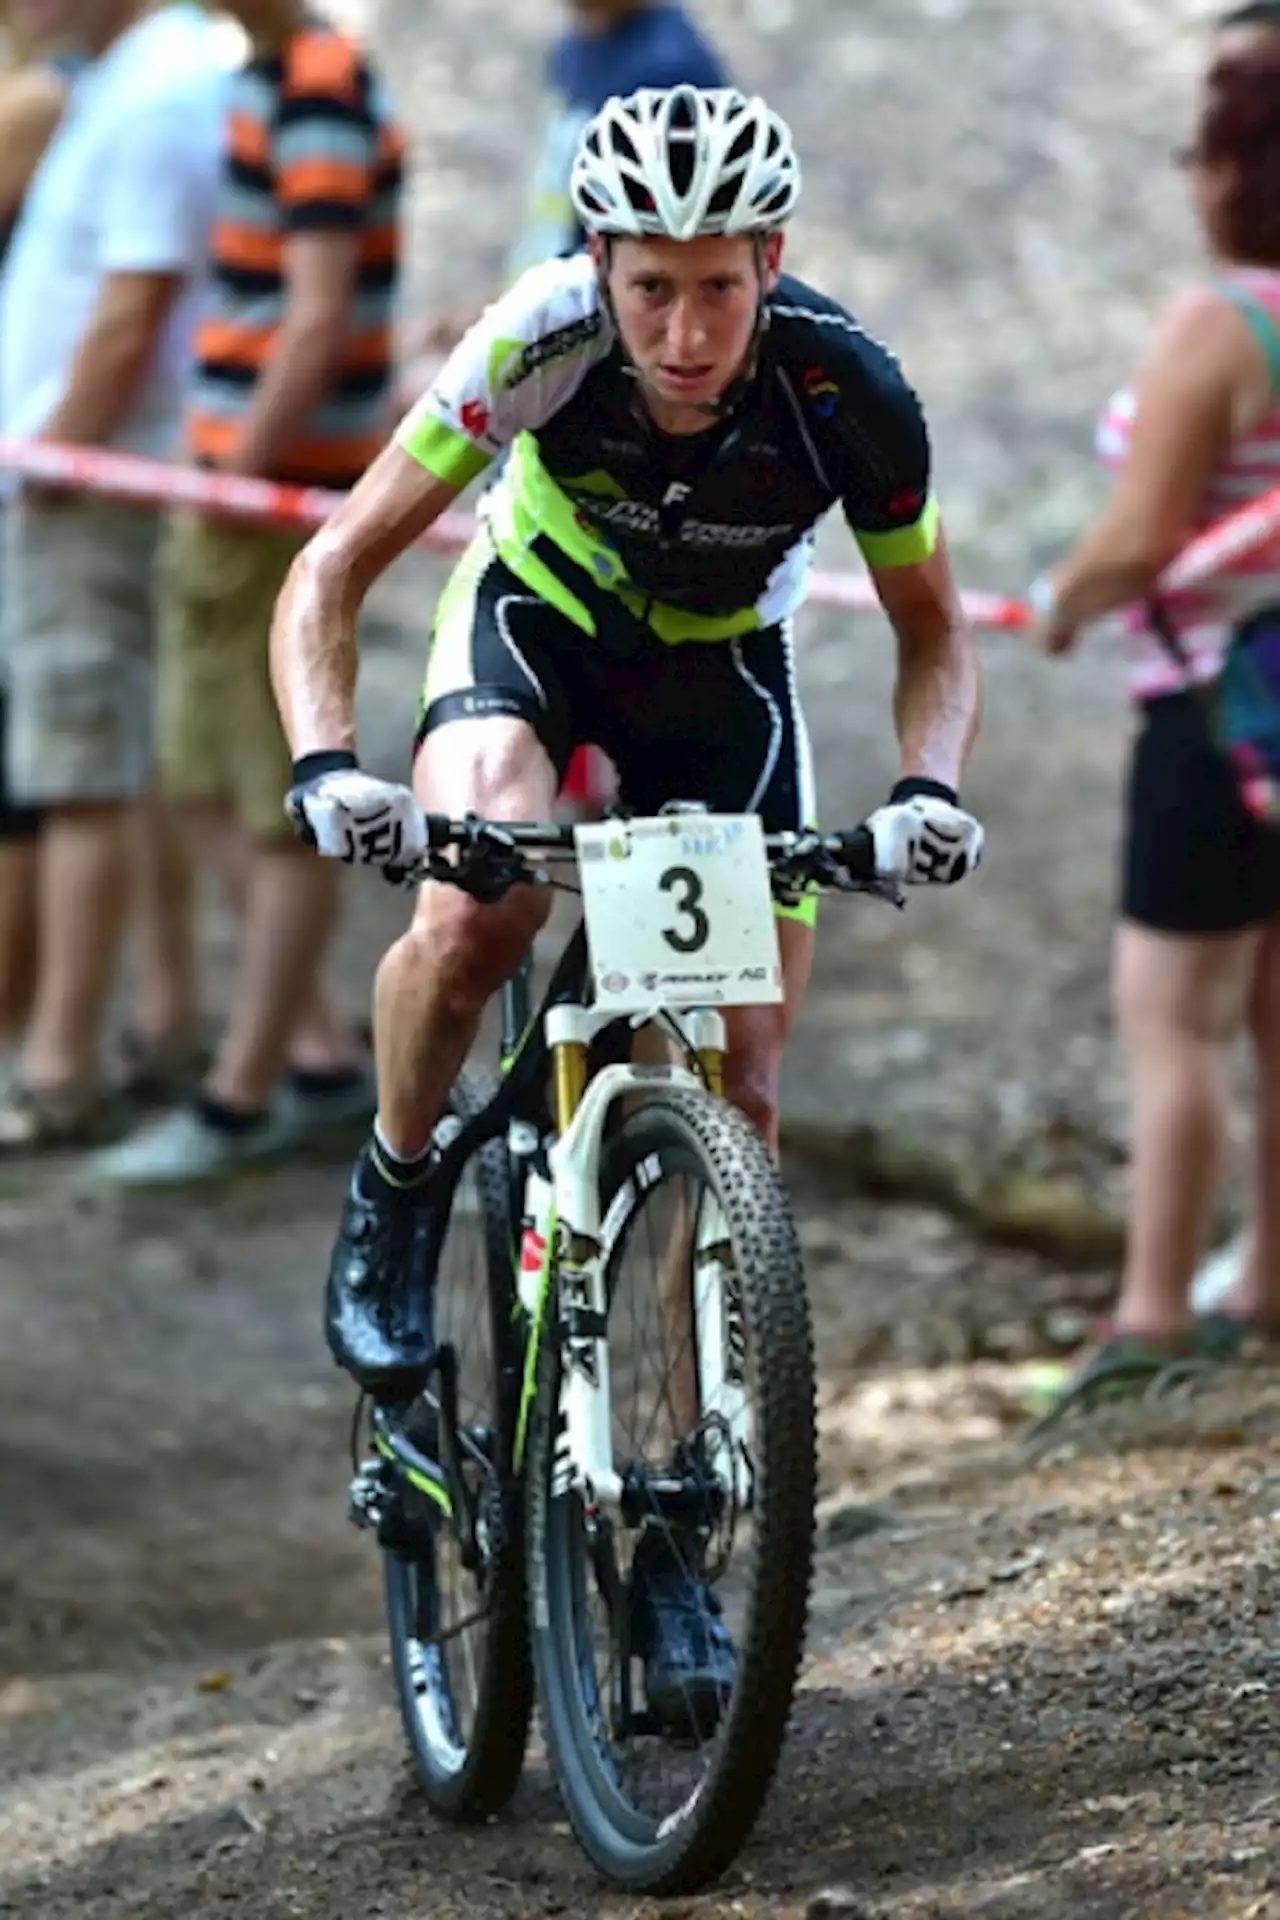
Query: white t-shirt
0 3 231 461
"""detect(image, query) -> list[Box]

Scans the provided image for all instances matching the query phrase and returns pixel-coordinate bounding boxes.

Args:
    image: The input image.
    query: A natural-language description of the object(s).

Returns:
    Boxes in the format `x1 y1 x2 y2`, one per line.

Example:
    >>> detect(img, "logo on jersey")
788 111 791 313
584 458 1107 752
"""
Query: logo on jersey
460 399 491 439
575 496 784 549
802 365 840 418
887 487 924 520
661 480 693 509
489 315 602 393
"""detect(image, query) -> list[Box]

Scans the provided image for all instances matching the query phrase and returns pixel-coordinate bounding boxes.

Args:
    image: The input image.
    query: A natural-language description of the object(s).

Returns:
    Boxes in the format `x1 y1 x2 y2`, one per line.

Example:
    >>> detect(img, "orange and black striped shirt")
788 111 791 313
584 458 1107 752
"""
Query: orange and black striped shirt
188 28 403 488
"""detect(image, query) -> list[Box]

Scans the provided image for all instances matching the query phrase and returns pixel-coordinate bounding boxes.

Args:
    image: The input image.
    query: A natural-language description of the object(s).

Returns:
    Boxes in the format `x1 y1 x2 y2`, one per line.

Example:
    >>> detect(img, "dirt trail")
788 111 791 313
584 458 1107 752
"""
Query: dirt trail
2 1150 1278 1920
6 3 1280 1914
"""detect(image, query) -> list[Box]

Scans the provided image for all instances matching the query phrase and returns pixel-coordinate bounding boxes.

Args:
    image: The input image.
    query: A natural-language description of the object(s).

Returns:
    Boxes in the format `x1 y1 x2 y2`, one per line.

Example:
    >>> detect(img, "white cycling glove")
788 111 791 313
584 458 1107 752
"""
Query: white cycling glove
865 781 984 886
285 753 427 873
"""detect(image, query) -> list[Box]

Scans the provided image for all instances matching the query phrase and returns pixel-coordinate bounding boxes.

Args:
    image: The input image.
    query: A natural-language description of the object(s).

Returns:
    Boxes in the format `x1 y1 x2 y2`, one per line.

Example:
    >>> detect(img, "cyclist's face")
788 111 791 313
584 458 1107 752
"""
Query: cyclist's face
598 232 784 421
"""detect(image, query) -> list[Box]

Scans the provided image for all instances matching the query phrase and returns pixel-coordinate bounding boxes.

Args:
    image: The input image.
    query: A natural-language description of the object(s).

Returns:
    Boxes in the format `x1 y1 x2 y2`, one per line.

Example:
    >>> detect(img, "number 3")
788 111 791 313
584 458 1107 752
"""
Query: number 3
659 865 710 954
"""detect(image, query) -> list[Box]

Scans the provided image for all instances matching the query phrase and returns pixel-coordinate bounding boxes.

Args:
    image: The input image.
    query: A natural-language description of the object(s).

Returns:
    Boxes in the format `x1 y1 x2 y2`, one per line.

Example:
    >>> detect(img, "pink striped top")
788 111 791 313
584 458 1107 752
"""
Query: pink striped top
1097 267 1280 700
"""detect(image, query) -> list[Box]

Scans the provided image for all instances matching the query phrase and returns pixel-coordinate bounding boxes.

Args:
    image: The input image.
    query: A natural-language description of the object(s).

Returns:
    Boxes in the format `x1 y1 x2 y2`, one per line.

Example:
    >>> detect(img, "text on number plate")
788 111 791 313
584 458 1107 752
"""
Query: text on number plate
575 813 783 1013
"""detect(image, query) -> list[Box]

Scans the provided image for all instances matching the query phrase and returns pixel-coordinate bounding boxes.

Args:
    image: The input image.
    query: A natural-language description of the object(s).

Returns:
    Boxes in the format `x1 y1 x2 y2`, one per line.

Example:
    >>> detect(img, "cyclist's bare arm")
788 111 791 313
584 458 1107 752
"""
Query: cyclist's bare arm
270 443 463 758
868 524 981 792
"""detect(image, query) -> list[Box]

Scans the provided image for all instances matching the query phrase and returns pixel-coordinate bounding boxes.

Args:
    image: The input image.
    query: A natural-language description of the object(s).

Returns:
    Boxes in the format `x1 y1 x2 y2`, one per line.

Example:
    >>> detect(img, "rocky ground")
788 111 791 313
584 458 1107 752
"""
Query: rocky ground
4 2 1280 1915
2 1162 1277 1919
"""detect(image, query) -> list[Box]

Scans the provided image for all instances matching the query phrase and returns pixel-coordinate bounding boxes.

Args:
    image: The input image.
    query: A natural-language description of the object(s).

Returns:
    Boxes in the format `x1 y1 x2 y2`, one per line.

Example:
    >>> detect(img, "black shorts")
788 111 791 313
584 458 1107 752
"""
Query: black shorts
1122 689 1280 933
415 532 815 835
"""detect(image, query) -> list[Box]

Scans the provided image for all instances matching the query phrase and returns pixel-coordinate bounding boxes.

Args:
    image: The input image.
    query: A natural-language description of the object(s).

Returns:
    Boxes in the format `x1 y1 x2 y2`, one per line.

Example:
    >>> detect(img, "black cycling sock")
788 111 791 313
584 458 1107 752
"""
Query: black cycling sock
360 1124 435 1199
289 1064 365 1098
197 1094 269 1136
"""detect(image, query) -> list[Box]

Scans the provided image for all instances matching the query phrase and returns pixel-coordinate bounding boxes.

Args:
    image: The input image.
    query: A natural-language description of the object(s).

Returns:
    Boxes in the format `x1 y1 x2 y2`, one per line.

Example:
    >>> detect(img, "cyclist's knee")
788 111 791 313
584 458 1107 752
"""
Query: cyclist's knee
405 882 549 1012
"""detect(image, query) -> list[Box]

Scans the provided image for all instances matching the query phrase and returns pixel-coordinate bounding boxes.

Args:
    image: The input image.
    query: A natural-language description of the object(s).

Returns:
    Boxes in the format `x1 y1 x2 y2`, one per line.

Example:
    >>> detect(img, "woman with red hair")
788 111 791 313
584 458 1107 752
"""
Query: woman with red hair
1030 36 1280 1415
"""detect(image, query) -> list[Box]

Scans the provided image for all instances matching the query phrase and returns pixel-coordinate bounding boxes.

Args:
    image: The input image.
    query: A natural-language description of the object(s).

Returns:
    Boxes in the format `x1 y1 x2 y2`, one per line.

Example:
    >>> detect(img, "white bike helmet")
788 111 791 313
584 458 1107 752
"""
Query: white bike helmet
570 85 801 242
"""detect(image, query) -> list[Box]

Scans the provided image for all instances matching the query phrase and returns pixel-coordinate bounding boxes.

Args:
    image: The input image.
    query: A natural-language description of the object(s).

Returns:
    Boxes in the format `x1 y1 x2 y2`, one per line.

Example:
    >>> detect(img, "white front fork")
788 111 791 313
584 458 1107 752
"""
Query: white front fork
693 1208 753 1511
543 1006 749 1513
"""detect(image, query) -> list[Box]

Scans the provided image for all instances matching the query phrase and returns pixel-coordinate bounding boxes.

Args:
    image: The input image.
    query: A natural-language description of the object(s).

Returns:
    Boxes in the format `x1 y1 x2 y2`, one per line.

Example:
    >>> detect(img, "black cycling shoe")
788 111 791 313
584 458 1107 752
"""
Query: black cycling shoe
325 1143 440 1399
629 1522 737 1742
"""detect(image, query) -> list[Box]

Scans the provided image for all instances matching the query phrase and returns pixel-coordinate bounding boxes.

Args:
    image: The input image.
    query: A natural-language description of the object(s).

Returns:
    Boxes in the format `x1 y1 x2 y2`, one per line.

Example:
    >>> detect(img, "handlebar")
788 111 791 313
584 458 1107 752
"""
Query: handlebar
397 813 898 908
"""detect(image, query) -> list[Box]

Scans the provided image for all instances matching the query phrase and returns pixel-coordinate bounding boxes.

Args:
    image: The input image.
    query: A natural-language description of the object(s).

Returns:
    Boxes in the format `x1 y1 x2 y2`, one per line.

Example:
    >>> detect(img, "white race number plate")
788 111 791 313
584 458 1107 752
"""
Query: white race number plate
575 813 783 1014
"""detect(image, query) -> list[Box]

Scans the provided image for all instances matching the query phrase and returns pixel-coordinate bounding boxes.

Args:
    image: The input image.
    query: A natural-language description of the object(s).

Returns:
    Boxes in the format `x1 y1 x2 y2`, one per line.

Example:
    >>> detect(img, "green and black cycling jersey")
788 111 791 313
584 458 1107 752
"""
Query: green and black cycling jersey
397 252 937 647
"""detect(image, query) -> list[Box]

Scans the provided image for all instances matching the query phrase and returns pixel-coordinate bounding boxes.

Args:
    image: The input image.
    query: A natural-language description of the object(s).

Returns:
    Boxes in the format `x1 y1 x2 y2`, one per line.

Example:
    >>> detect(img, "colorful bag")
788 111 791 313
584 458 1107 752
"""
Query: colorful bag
1214 604 1280 821
1148 283 1280 826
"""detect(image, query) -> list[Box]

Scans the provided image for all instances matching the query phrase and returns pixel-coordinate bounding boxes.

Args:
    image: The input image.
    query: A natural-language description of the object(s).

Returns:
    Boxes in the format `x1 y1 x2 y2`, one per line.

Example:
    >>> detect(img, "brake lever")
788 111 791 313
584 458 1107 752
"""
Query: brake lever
770 852 906 911
468 817 519 853
860 875 907 909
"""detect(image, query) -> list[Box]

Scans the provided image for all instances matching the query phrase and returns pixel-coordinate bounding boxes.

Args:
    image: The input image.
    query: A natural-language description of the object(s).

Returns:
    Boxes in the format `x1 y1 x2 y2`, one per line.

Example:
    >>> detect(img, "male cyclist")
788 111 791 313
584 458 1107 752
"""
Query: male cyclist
271 85 984 1724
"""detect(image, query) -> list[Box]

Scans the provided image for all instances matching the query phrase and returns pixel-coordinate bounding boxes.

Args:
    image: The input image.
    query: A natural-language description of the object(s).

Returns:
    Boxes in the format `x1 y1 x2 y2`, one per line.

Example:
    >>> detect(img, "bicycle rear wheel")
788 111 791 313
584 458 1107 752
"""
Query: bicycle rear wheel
383 1068 533 1820
526 1087 816 1892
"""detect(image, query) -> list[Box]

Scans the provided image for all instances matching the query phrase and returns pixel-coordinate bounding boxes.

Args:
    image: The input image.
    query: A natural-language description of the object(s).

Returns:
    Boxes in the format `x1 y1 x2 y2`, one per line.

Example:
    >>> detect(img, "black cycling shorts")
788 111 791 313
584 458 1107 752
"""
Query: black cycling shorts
415 531 816 837
1122 689 1280 933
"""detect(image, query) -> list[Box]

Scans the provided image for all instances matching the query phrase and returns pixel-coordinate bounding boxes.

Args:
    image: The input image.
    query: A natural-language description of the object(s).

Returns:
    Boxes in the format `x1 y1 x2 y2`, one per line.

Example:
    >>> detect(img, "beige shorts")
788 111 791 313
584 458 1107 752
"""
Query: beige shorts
157 510 308 841
1 492 158 805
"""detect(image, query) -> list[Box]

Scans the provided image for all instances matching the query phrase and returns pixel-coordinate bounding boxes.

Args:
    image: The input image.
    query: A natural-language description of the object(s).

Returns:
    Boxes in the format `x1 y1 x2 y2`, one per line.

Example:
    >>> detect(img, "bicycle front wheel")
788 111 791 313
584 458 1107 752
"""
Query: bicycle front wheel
526 1087 817 1893
383 1068 533 1821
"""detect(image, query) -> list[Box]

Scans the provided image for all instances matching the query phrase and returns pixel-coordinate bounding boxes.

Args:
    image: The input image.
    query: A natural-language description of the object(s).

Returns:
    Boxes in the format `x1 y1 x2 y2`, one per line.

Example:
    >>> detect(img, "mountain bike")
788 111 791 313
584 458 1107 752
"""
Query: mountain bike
344 803 898 1894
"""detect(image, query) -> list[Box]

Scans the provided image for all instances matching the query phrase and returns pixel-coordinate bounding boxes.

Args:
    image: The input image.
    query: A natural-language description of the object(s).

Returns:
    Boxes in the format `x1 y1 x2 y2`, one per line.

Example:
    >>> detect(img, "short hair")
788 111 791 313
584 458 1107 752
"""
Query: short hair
1197 50 1280 262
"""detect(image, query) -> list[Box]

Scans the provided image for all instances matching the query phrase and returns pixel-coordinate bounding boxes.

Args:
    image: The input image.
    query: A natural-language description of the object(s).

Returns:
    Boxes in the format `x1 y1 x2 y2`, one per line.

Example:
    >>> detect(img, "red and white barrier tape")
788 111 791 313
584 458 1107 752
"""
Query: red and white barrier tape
4 433 1280 629
0 433 1026 629
0 435 475 559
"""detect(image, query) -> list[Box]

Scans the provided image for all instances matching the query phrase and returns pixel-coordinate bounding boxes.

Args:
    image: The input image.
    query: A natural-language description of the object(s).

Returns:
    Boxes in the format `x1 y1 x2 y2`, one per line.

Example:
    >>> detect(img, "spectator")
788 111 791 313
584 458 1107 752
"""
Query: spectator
508 0 726 278
0 0 228 1150
399 0 728 382
88 0 403 1187
1028 34 1280 1420
0 3 79 229
0 0 83 1058
1187 1 1280 1312
1216 0 1280 59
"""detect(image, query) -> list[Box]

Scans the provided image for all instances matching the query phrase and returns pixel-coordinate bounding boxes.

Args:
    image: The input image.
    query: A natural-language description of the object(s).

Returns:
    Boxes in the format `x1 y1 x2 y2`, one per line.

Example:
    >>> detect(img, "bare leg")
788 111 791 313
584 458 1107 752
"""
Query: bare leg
1112 921 1258 1343
128 793 198 1044
20 802 130 1087
0 838 39 1045
205 839 345 1112
195 802 364 1077
372 717 558 1159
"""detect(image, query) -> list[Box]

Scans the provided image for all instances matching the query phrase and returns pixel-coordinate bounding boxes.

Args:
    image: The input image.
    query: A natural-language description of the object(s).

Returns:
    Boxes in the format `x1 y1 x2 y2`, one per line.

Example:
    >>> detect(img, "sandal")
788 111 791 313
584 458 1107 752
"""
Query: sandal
1023 1330 1214 1441
112 1024 213 1108
0 1078 117 1154
1191 1309 1280 1364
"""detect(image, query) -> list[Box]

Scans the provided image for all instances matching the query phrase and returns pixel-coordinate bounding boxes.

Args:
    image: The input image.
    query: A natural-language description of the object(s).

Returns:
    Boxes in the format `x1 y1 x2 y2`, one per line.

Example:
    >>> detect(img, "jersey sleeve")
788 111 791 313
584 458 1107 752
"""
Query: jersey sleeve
396 257 605 491
819 334 938 568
